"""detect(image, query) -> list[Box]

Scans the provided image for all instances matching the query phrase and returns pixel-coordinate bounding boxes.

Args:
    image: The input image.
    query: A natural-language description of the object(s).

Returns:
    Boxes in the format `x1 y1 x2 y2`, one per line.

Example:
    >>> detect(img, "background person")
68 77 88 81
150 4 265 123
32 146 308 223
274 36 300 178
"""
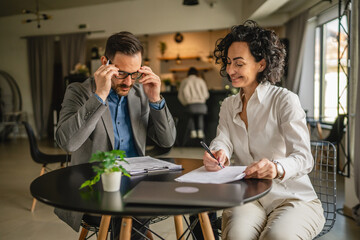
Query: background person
55 31 176 240
203 20 325 239
178 67 209 139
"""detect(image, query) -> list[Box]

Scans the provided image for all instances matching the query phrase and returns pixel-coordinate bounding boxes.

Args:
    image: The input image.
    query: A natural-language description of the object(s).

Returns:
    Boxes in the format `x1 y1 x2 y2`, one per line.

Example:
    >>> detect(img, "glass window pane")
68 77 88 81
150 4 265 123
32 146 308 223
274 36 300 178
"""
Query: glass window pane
323 18 339 123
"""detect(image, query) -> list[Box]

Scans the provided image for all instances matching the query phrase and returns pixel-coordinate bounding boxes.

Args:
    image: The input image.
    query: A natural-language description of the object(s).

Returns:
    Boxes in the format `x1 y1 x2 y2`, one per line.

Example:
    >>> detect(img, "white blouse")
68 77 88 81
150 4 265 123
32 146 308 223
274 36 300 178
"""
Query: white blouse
210 82 318 213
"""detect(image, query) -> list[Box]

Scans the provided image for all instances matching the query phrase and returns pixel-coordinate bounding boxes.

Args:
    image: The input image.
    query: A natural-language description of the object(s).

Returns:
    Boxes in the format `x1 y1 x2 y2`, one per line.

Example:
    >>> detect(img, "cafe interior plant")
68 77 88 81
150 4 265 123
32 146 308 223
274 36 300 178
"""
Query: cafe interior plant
158 41 167 56
80 150 130 192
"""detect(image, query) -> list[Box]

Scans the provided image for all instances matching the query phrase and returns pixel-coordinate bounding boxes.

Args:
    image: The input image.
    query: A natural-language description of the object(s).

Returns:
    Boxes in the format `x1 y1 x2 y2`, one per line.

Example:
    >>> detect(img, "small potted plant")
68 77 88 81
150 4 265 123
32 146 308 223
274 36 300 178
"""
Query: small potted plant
163 78 172 92
80 150 130 192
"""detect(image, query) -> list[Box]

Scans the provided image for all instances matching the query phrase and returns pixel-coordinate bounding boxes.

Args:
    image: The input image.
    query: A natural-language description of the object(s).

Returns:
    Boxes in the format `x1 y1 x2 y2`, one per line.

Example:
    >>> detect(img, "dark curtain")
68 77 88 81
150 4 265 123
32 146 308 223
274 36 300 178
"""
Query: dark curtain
353 0 360 225
59 33 87 79
284 10 309 93
27 36 55 138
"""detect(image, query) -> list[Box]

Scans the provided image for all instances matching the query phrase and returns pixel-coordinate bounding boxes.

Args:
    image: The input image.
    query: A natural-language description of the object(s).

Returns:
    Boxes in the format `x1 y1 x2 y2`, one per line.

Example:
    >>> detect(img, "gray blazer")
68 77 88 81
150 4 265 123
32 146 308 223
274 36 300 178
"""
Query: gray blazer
54 77 176 231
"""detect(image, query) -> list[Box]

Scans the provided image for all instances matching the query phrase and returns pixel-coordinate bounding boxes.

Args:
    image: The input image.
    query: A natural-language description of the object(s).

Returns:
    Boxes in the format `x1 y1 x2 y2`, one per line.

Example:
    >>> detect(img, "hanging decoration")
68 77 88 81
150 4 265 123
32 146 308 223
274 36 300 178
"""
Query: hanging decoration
174 32 184 65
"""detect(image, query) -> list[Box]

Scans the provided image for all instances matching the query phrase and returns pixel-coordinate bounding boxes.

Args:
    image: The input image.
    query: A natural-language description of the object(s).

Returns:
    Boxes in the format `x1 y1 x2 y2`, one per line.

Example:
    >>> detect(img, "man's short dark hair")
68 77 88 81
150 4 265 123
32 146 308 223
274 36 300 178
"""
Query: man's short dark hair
105 31 144 60
187 67 198 76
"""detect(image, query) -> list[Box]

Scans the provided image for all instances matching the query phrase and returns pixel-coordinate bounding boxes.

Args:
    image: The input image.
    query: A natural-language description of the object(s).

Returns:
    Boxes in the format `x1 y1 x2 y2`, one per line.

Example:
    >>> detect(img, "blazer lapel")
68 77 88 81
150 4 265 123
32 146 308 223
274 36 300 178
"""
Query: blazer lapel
92 78 115 149
127 88 143 152
101 108 115 149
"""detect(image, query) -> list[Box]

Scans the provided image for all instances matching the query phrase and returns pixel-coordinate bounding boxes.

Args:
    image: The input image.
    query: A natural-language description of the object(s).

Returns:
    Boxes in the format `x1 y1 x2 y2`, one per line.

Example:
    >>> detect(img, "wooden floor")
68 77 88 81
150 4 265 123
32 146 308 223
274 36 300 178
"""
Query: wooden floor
0 137 359 239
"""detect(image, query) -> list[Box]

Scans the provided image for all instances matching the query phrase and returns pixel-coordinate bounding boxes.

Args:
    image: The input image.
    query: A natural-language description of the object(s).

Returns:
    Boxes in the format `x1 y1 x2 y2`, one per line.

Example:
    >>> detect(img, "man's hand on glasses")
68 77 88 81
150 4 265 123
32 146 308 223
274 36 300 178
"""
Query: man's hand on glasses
138 66 161 103
94 59 119 102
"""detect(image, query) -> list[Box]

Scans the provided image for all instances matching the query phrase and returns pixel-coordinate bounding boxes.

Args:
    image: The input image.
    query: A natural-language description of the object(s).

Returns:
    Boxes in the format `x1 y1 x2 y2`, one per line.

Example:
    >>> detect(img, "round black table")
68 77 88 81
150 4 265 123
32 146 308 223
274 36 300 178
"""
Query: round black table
30 158 272 240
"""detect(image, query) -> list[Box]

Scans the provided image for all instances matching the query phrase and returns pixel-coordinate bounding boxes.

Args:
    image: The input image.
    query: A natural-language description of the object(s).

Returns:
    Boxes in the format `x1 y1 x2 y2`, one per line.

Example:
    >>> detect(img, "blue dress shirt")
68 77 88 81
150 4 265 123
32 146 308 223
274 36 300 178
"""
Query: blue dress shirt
95 88 165 157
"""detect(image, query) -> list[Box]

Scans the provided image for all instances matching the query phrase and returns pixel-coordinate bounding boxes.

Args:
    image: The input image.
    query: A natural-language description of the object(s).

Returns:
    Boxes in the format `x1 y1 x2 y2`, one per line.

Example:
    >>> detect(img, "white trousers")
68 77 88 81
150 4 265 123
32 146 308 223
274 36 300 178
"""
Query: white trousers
222 198 325 240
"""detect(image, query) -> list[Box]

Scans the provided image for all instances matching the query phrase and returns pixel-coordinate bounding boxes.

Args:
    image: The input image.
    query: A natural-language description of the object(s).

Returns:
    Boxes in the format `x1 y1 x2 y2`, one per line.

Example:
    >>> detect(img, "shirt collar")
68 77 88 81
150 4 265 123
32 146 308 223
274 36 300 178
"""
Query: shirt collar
254 81 270 103
108 88 120 102
233 81 271 113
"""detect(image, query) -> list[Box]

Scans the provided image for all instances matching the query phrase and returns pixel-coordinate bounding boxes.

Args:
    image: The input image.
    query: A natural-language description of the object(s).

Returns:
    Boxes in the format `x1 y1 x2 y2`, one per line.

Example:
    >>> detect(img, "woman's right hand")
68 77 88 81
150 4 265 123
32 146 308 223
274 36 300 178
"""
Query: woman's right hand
203 149 228 171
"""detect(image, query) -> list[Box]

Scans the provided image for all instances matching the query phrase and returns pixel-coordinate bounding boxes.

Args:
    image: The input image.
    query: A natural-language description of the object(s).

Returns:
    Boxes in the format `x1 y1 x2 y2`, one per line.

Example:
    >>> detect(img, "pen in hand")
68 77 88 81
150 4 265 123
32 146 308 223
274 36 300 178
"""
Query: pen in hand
200 141 224 169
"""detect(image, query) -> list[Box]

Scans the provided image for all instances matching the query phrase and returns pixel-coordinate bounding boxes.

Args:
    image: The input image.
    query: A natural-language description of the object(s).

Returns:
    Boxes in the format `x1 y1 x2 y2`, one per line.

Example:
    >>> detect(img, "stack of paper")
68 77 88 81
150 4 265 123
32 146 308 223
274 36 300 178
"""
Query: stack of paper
118 156 182 176
175 166 246 184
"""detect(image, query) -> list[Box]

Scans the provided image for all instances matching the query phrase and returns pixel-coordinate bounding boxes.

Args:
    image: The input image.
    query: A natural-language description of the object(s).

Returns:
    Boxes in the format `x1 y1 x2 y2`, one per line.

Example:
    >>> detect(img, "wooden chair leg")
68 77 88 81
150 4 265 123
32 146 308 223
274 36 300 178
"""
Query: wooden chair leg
146 230 154 240
174 215 184 240
78 227 89 240
316 122 323 139
30 198 37 213
97 215 111 240
198 212 215 240
120 217 132 240
31 166 46 212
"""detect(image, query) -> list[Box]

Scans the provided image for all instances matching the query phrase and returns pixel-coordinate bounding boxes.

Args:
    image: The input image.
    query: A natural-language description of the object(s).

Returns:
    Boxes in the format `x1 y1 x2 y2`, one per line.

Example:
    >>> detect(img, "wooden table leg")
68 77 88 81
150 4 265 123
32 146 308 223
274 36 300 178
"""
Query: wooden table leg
97 215 111 240
174 215 184 240
120 217 132 240
198 212 215 240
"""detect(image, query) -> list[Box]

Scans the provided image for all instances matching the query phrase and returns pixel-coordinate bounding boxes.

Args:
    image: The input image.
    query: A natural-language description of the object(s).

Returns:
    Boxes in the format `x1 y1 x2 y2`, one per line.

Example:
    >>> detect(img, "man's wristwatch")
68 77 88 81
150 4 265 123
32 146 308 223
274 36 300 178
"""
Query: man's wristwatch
150 95 163 104
273 160 285 179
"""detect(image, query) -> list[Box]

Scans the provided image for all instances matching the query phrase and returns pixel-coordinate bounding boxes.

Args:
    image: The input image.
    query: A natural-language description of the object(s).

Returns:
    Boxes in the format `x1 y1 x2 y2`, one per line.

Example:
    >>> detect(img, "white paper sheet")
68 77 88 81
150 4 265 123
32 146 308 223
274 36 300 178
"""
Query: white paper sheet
175 166 247 184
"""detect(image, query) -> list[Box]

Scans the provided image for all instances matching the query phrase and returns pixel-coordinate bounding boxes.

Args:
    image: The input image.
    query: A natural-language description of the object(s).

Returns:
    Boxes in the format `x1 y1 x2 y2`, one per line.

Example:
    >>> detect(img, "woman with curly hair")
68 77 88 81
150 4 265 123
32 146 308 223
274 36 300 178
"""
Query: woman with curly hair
202 20 325 239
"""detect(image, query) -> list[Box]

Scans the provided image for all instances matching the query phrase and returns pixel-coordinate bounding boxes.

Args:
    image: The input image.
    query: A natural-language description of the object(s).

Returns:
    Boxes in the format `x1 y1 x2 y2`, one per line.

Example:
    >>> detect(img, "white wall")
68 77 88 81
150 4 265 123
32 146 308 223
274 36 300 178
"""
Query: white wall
0 0 243 129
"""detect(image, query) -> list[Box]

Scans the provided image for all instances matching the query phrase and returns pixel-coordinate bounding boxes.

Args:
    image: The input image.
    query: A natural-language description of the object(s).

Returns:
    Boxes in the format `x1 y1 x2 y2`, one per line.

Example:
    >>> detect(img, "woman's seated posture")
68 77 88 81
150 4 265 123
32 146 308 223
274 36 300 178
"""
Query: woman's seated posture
203 20 325 240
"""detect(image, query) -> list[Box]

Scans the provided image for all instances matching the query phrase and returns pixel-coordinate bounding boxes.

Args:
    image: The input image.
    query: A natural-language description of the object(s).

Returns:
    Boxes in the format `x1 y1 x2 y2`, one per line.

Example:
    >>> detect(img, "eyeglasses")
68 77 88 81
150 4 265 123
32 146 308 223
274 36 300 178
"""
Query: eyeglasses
106 57 142 80
114 71 142 80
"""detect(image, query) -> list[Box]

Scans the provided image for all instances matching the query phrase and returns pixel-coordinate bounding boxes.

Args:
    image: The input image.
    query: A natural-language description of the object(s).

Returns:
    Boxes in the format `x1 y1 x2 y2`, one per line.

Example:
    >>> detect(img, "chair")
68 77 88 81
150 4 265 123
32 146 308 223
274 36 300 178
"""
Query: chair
316 114 347 174
322 115 346 144
78 216 164 240
23 121 70 212
212 141 337 239
309 140 337 238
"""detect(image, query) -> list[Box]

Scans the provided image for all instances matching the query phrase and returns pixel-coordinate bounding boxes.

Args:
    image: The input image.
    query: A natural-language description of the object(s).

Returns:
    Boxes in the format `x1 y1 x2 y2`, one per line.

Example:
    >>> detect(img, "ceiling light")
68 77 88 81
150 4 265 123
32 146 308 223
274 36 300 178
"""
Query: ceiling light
22 0 51 28
176 54 182 65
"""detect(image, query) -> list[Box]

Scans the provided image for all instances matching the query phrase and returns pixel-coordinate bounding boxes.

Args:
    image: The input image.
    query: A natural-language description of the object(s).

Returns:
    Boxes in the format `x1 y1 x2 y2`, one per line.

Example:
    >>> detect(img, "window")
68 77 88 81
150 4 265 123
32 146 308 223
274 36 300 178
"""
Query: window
314 17 348 124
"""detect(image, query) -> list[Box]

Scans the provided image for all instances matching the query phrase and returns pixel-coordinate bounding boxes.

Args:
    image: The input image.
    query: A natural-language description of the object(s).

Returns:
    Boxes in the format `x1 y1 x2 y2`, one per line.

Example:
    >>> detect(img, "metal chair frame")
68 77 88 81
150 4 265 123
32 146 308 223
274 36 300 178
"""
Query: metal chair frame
79 216 171 240
310 140 337 238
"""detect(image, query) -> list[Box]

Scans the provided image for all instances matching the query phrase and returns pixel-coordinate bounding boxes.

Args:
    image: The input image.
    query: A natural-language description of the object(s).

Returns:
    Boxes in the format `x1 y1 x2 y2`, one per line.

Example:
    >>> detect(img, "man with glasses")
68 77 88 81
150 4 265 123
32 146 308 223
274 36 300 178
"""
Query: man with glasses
55 31 176 239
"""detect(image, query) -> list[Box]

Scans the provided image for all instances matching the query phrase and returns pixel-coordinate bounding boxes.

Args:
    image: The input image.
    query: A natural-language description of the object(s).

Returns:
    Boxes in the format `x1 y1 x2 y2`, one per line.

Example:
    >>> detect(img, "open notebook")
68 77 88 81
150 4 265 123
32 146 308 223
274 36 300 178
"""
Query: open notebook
123 181 247 207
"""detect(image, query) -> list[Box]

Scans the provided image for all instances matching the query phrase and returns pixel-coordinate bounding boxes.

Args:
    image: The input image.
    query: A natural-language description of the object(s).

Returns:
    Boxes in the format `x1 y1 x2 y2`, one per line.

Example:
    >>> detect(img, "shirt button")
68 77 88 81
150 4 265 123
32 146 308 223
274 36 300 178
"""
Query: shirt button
117 122 120 124
121 139 124 142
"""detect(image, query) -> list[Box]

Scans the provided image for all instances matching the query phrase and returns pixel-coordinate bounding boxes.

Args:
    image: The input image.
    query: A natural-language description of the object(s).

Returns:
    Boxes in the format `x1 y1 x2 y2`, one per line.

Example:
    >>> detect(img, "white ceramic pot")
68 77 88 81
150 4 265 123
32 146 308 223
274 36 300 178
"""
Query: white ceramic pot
101 172 121 192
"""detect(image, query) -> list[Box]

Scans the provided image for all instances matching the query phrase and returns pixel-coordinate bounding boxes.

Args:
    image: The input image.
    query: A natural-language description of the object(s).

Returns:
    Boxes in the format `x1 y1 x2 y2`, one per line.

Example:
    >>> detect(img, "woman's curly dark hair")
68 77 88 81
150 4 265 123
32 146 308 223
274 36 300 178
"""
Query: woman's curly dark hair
214 20 286 84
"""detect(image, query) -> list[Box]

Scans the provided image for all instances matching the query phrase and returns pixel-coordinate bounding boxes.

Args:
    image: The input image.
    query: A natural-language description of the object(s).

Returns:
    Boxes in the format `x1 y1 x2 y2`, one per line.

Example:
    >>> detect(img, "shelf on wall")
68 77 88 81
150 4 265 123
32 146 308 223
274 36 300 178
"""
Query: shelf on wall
158 56 201 61
169 67 212 73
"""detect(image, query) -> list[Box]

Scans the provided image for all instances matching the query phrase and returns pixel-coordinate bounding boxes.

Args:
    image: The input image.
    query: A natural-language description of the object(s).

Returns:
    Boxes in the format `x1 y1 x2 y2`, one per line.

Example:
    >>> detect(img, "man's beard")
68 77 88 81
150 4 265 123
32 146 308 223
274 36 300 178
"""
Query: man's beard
112 83 134 96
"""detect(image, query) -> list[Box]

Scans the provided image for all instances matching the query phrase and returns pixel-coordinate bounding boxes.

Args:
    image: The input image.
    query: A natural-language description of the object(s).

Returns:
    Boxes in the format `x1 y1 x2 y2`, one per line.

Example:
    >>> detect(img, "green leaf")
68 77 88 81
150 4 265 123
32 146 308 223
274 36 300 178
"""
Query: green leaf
79 180 92 189
79 173 101 190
